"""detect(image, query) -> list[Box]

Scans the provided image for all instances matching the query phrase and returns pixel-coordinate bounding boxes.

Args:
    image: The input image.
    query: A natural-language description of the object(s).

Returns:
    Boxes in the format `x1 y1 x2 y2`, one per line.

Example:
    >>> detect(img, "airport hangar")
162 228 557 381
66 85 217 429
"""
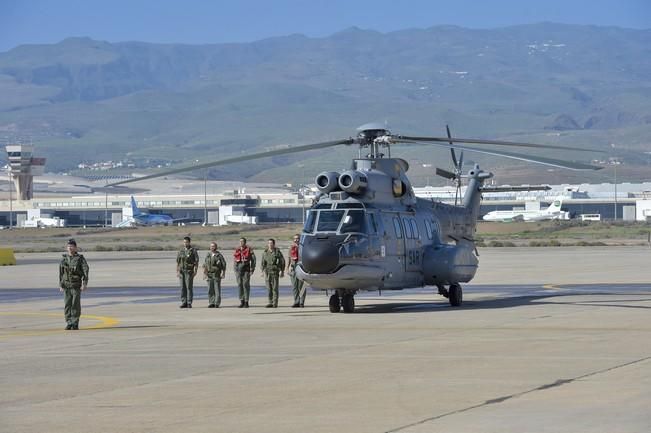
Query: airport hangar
2 171 651 227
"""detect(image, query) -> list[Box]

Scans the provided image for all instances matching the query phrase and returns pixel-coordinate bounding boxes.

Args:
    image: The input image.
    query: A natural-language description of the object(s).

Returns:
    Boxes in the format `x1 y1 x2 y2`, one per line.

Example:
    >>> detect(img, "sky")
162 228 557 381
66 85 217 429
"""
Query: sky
1 0 650 52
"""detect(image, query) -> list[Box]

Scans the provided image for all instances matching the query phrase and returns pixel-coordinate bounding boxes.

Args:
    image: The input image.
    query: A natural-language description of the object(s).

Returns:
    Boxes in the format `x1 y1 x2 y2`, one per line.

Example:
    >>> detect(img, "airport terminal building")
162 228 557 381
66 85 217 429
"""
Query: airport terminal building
1 172 651 227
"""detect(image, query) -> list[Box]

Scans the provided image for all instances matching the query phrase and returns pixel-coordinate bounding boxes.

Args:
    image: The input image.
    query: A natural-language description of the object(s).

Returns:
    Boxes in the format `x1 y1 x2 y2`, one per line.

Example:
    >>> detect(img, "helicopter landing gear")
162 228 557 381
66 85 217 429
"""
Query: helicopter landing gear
342 293 355 313
448 283 463 307
329 294 341 313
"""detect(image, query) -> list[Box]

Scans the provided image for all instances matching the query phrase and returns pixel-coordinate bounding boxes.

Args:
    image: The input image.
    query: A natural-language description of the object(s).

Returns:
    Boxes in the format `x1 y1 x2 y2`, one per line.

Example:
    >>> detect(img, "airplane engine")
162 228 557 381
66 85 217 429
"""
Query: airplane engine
338 170 368 194
315 171 341 194
422 243 478 285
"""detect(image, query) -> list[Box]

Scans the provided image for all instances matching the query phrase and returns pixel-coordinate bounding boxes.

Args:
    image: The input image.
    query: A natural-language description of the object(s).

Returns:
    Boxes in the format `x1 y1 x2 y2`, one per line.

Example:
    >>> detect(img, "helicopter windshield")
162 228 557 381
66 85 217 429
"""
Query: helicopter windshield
303 210 317 233
340 210 367 234
316 210 345 232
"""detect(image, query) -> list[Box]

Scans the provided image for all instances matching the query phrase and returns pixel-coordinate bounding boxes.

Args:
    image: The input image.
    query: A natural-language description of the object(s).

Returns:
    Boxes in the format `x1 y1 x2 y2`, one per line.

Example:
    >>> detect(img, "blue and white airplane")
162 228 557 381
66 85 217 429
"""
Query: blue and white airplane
120 196 176 226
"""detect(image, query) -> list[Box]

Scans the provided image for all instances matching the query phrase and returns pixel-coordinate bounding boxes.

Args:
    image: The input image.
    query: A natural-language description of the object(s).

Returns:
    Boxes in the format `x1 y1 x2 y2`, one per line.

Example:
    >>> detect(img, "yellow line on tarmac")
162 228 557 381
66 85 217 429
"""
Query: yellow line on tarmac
0 312 119 339
543 284 564 290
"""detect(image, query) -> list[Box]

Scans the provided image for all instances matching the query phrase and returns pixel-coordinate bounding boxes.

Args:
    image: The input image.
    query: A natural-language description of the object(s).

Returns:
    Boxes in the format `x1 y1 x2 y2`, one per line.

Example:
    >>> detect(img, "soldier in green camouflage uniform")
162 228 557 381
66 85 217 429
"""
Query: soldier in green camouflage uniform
203 241 226 308
59 239 89 330
176 236 199 308
261 238 285 308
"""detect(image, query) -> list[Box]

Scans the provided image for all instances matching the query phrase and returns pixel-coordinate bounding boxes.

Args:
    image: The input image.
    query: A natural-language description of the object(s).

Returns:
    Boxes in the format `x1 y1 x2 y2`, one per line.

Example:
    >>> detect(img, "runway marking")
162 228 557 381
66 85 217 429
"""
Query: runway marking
0 312 119 339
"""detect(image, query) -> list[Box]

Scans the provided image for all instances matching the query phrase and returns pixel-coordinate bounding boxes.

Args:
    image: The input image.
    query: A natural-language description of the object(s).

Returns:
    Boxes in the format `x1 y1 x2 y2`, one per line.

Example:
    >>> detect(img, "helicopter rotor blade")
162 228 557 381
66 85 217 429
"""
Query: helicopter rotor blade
394 135 604 153
435 167 457 180
106 138 355 186
402 141 603 171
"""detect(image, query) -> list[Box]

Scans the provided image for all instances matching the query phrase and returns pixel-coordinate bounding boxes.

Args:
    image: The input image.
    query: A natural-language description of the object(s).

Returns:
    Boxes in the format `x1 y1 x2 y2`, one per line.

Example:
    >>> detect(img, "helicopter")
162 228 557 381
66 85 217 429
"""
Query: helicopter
108 123 602 313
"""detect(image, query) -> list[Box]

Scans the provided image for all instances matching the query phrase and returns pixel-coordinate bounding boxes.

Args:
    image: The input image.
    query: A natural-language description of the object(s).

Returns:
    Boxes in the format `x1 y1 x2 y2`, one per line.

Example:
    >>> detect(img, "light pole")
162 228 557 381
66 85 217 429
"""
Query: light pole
8 169 13 229
204 170 208 225
613 162 617 221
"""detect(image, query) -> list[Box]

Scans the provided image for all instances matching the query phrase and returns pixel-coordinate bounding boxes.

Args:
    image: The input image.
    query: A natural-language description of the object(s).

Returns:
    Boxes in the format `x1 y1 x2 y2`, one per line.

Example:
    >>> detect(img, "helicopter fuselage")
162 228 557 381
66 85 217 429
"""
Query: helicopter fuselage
295 156 486 293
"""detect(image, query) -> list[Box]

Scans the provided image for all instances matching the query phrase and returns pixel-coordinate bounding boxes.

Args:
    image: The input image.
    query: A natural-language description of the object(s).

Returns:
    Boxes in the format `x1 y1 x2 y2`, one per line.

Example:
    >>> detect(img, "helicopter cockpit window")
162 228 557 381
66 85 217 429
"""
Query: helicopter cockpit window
314 203 333 209
340 210 367 234
316 210 345 232
303 210 317 233
393 217 403 239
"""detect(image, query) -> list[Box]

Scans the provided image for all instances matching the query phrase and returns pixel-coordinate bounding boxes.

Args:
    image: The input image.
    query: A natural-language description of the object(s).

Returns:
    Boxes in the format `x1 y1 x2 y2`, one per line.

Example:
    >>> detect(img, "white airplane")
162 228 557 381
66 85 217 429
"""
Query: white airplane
483 197 566 222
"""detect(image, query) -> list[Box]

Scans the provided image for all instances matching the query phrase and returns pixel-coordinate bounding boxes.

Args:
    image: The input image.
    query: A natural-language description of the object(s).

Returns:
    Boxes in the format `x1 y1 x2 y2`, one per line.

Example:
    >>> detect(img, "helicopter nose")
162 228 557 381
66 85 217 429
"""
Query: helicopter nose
301 236 341 274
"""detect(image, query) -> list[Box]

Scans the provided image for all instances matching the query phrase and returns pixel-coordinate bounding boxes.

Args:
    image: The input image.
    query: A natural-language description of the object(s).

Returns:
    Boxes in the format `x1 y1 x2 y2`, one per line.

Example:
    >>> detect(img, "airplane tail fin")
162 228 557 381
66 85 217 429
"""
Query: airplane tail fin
546 197 564 213
131 196 142 216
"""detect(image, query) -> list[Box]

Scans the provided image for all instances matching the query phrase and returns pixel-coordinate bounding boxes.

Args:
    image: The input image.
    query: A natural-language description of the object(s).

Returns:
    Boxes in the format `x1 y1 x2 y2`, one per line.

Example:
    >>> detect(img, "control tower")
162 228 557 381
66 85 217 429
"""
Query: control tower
5 145 46 200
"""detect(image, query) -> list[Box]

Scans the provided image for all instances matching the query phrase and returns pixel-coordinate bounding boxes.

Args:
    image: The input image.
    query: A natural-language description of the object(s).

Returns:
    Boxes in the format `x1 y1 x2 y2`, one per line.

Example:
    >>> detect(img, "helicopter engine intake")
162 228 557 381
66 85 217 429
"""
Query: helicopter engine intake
338 170 368 194
315 171 341 194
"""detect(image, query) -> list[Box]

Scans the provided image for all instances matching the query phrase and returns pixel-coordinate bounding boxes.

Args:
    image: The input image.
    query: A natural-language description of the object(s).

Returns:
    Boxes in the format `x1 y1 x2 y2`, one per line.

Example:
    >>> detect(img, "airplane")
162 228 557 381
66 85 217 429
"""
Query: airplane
120 196 176 226
482 197 567 222
107 123 603 312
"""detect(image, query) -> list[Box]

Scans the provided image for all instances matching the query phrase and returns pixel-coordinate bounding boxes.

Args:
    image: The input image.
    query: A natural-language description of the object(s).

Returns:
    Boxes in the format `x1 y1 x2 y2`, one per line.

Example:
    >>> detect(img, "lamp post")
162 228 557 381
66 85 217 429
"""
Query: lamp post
204 170 208 225
8 169 12 229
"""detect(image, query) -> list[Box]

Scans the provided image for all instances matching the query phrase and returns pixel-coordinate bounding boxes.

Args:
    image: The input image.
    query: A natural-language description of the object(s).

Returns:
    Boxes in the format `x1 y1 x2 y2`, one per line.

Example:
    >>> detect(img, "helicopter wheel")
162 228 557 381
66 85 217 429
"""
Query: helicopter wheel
449 284 463 307
342 293 355 313
328 294 341 313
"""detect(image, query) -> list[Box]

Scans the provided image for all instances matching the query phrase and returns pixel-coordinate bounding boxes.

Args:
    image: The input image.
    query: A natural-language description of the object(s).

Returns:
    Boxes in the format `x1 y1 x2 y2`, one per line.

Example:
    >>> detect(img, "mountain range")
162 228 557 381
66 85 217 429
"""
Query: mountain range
1 22 650 185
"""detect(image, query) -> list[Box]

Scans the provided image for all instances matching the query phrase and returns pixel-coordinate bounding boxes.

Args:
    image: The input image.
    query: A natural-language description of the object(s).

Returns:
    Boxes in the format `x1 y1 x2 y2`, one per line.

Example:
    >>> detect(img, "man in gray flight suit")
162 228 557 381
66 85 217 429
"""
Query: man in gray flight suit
176 236 199 308
203 241 226 308
234 237 256 308
59 238 89 330
261 238 285 308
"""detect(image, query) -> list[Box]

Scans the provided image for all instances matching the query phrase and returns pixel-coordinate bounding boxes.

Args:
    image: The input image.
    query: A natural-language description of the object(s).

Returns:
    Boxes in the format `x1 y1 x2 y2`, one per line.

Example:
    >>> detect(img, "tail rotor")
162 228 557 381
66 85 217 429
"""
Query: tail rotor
434 125 465 205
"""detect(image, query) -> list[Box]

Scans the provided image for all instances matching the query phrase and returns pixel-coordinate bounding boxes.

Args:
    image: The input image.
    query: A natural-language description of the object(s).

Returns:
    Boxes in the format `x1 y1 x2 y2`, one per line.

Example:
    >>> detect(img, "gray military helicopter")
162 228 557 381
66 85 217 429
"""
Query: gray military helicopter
108 123 602 313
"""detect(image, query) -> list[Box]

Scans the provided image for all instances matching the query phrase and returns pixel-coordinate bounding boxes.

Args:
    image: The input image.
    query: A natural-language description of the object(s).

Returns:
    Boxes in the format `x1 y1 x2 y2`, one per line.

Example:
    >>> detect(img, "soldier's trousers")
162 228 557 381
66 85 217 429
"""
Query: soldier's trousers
265 272 280 307
63 286 81 326
290 270 306 306
236 271 251 302
179 270 195 305
207 277 222 306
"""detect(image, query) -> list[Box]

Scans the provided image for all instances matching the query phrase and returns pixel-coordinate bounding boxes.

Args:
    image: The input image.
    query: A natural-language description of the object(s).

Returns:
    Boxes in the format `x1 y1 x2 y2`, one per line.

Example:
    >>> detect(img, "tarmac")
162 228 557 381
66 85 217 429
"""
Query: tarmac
1 247 650 433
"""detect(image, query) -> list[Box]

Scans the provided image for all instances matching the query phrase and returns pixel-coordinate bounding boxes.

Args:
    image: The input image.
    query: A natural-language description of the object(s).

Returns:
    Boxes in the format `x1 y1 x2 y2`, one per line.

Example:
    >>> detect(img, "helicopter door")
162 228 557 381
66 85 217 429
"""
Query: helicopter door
380 213 407 284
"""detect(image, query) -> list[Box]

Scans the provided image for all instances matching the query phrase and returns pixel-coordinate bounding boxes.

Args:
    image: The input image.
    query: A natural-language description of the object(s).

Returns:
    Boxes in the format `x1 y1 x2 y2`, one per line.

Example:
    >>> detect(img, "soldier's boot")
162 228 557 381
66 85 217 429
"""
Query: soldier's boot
266 303 273 308
180 303 188 308
72 324 79 330
292 303 300 308
244 301 249 308
188 304 192 308
65 324 72 330
238 300 245 308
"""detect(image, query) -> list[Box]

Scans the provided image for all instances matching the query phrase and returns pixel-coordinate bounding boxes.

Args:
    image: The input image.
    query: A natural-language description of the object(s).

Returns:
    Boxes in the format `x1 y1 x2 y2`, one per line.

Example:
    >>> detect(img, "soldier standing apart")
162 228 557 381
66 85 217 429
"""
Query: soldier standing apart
59 239 89 330
203 241 226 308
234 237 256 308
261 238 285 308
176 236 199 308
287 234 306 308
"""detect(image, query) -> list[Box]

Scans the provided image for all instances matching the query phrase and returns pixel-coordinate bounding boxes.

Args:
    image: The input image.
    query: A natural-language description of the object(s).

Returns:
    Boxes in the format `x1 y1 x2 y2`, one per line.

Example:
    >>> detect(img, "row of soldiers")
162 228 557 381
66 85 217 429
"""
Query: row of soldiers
59 234 306 330
175 234 305 309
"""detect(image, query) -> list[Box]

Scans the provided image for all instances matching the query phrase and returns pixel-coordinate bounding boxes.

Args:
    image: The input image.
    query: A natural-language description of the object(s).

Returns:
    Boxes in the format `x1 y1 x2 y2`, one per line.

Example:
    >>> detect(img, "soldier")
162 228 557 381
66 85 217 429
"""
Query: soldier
59 238 89 330
203 241 226 308
234 237 256 308
261 238 285 308
287 234 306 308
176 236 199 308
